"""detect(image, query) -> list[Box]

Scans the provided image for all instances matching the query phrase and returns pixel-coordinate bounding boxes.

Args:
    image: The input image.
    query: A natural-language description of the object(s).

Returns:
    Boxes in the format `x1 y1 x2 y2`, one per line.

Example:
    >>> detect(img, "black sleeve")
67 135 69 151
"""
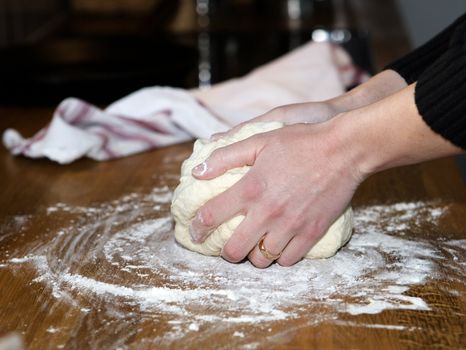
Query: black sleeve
415 21 466 149
385 13 466 84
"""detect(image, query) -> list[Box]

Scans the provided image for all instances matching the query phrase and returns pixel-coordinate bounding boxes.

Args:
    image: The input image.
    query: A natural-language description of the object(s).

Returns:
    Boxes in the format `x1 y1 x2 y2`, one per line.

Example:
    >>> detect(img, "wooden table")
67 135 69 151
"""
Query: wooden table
0 108 465 350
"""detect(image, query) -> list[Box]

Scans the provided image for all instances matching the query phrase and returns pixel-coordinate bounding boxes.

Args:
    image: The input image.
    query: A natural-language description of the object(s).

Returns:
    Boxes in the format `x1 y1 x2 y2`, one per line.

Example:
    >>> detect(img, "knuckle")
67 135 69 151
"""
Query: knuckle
251 259 270 269
249 253 271 269
268 106 286 119
198 206 216 228
278 255 300 267
277 211 303 233
263 199 287 219
302 220 326 240
210 147 226 161
288 218 303 233
300 228 316 242
222 243 246 262
208 148 227 169
240 177 266 201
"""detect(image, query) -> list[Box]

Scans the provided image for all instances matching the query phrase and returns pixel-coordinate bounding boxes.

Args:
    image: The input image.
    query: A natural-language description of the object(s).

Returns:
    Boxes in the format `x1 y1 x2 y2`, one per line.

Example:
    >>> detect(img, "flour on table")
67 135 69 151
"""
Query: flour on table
2 187 465 348
171 121 353 259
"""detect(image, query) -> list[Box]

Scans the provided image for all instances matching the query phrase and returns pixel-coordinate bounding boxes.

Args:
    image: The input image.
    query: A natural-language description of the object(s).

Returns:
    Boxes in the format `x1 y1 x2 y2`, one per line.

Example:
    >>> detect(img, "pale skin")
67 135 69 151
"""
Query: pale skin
188 70 464 268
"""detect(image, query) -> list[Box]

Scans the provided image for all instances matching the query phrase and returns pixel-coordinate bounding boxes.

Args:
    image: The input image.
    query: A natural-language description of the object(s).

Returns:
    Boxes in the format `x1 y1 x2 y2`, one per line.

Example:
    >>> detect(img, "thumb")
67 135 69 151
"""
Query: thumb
192 136 264 180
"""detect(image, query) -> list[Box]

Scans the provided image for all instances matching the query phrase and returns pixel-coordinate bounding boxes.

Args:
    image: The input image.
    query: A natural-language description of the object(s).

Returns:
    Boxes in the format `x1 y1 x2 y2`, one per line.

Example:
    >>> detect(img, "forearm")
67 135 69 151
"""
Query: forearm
326 70 408 114
334 83 464 179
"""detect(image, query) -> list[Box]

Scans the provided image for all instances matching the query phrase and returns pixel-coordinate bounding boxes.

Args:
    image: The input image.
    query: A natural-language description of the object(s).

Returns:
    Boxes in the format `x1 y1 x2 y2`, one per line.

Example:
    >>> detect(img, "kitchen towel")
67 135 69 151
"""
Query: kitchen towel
2 42 367 164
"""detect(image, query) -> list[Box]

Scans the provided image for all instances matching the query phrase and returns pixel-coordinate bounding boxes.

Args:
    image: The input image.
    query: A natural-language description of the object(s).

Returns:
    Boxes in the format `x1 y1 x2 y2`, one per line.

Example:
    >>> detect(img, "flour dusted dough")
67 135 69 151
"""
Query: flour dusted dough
171 122 353 259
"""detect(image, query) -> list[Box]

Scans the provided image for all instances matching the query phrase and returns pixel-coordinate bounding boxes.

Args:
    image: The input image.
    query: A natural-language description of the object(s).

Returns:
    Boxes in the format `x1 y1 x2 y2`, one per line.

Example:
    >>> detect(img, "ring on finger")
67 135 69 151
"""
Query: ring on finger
257 234 282 261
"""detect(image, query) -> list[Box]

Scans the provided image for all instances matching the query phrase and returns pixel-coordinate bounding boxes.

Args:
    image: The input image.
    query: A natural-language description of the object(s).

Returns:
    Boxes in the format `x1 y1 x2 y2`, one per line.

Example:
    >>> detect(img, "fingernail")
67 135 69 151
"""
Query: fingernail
189 224 202 243
210 132 224 140
192 162 207 177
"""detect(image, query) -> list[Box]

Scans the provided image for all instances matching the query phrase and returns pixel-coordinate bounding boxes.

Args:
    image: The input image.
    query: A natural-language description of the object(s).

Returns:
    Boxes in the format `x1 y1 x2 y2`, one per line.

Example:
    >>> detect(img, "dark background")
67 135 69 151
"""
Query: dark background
0 0 376 105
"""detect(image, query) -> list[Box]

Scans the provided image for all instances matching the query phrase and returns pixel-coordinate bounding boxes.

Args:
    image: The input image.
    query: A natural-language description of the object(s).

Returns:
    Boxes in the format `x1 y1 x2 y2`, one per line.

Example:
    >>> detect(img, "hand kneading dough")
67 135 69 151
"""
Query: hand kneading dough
171 121 353 259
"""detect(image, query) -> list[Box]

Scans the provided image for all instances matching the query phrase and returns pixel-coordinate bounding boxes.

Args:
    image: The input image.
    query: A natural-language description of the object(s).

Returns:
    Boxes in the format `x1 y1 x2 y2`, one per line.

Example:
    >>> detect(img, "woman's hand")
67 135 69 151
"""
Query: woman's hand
211 101 341 140
211 70 408 141
189 120 364 267
188 83 463 268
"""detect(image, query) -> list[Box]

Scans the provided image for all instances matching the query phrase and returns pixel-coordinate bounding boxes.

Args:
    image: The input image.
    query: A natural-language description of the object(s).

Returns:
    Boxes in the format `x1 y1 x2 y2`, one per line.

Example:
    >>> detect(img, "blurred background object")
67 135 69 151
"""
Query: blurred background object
0 0 65 47
0 0 374 105
70 0 161 15
395 0 466 47
0 0 465 107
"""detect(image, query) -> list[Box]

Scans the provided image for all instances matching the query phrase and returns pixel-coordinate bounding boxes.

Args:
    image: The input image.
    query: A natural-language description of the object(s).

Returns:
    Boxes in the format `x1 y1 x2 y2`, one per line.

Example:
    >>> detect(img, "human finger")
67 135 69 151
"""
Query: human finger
247 230 294 268
276 230 321 267
220 209 269 263
189 181 246 243
192 135 265 180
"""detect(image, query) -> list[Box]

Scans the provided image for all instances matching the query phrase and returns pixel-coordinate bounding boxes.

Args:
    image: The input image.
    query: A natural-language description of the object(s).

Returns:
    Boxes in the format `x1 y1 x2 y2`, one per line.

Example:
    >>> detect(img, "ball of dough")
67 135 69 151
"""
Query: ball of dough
171 121 353 260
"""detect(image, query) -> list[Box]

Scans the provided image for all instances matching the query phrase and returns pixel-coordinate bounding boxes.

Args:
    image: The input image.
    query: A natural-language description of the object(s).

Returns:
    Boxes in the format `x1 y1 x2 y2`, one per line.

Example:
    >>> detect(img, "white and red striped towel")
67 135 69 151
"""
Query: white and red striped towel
2 42 367 164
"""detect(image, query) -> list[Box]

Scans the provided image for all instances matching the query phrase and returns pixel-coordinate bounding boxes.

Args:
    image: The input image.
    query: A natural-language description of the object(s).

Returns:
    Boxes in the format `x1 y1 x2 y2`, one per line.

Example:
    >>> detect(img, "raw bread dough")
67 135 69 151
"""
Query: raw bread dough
171 121 353 259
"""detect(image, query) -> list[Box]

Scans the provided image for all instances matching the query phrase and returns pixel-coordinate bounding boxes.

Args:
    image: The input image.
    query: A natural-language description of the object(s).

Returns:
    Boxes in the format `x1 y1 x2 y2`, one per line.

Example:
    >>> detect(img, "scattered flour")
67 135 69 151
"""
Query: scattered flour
233 331 245 338
333 320 409 331
46 327 60 334
0 214 31 243
188 323 199 332
9 257 32 264
3 188 465 348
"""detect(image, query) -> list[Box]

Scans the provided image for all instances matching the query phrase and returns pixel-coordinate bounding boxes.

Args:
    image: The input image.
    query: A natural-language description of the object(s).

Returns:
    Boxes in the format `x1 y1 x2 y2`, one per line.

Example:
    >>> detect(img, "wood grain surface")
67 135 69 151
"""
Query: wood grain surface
0 108 465 350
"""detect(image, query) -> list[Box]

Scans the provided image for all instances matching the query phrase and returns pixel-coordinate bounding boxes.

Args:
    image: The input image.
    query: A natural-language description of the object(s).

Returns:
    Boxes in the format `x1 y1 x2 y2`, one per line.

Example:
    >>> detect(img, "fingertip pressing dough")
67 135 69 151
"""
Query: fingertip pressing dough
171 121 353 260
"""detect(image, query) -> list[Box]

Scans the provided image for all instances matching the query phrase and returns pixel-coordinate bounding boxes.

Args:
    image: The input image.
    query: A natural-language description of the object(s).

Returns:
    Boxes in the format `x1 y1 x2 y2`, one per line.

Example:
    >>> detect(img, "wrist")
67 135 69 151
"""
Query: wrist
326 112 374 184
325 97 351 116
331 110 384 181
329 90 412 181
328 88 415 181
327 70 408 117
330 84 464 181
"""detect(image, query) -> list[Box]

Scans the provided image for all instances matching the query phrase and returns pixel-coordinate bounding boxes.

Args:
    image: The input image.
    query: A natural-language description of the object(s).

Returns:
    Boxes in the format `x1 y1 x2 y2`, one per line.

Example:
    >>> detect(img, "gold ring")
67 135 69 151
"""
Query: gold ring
258 234 282 261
